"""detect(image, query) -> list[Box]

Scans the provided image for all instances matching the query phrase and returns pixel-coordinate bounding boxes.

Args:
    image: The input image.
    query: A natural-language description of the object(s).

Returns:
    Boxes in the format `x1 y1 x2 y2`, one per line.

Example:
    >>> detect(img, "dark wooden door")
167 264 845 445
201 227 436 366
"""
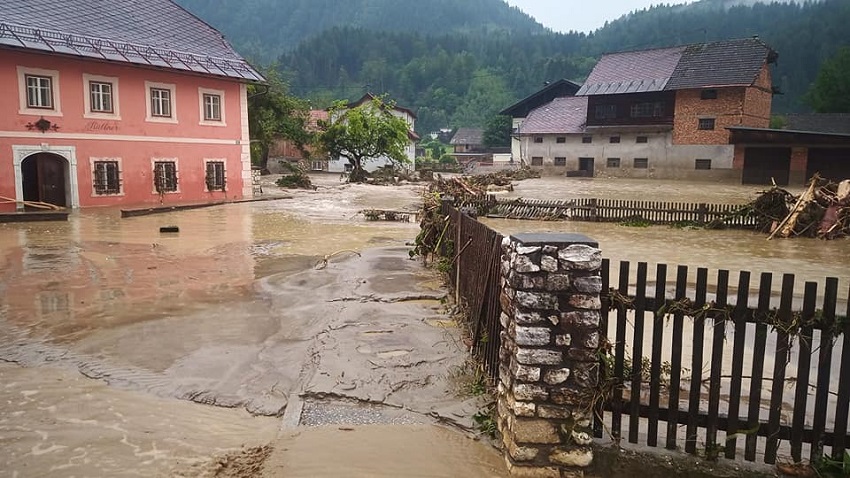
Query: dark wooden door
742 147 791 186
579 157 595 176
22 154 66 207
807 148 850 182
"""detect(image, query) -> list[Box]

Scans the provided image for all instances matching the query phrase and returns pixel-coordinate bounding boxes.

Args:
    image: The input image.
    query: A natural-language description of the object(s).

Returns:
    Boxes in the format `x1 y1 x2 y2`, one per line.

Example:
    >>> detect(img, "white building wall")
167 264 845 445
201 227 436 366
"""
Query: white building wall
520 130 737 180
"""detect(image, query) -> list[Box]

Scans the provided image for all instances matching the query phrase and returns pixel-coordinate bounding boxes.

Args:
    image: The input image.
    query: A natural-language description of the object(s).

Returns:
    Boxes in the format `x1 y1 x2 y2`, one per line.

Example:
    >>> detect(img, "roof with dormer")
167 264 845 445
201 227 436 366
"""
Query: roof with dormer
0 0 263 82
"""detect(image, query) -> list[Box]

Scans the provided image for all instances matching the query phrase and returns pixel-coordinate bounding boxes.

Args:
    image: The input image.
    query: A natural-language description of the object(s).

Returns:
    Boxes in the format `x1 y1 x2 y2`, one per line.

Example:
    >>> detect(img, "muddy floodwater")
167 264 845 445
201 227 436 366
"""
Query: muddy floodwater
1 174 847 476
0 176 431 477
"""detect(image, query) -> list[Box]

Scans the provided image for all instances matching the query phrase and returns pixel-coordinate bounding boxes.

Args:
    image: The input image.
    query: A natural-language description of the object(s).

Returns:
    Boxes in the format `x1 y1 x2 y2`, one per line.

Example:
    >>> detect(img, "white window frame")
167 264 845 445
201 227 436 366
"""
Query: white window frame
17 66 62 116
151 158 180 194
89 157 124 197
83 74 120 119
145 81 177 123
203 158 227 192
198 87 226 126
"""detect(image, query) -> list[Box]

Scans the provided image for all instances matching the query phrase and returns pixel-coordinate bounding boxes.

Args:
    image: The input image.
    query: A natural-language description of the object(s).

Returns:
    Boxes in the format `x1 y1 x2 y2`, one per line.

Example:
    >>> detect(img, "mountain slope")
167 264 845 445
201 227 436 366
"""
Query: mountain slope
177 0 849 133
174 0 545 61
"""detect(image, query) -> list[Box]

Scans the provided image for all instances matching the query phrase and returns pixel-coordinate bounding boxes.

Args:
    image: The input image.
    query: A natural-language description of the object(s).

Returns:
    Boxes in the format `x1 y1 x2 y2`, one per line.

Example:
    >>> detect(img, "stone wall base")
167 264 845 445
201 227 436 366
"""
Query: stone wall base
589 443 776 478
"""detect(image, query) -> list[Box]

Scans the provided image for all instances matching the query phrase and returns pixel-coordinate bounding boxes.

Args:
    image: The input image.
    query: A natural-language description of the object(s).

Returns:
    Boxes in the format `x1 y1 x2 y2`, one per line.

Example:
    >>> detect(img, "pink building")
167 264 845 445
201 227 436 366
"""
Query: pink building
0 0 264 212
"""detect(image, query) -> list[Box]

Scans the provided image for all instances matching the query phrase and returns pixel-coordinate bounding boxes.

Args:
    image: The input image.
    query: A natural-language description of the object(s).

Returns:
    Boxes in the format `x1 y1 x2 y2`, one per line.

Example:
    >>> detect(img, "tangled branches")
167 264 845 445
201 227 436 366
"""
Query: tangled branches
737 174 850 239
409 192 452 263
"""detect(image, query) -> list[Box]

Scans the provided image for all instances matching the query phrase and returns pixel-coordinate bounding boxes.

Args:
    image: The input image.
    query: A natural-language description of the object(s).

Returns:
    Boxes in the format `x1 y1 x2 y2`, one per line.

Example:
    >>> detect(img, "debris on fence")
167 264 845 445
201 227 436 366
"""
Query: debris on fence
410 192 449 262
738 174 850 239
488 198 575 220
361 209 415 222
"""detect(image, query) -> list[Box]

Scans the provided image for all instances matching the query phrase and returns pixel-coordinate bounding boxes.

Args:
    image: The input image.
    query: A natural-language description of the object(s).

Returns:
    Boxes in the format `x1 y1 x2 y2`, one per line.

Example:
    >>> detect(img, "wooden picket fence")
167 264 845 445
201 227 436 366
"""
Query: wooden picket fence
436 199 850 467
488 197 757 228
442 201 504 383
599 260 850 465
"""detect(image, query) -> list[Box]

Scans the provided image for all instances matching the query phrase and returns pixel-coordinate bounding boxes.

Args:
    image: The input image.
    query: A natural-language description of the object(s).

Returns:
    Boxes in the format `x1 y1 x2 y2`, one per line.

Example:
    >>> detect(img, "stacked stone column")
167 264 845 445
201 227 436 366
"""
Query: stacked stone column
496 233 602 477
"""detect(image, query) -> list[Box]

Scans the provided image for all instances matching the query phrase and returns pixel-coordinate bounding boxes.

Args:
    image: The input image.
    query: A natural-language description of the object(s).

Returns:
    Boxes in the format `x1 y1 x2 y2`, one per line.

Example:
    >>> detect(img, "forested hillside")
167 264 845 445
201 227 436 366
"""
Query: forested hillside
176 0 850 135
174 0 545 61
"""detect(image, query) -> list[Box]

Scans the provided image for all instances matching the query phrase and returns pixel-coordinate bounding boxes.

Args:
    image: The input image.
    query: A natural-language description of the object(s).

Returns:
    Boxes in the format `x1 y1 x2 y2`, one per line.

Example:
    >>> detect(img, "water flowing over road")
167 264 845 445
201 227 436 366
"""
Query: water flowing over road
0 174 846 476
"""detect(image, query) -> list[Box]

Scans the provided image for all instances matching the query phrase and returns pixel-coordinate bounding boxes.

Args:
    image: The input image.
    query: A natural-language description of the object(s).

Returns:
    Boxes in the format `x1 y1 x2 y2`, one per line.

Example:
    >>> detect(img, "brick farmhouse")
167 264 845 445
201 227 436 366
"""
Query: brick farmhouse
517 38 777 181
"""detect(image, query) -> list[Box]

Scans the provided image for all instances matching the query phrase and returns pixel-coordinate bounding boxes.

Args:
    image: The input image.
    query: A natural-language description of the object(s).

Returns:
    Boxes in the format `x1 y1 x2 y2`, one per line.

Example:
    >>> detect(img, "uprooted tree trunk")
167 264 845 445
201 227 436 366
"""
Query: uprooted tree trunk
769 176 819 239
755 174 850 240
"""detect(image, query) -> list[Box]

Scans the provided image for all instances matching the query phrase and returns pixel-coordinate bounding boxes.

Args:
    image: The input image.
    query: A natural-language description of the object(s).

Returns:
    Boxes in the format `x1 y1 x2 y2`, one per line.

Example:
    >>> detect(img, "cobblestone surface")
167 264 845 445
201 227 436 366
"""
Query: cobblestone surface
300 399 428 426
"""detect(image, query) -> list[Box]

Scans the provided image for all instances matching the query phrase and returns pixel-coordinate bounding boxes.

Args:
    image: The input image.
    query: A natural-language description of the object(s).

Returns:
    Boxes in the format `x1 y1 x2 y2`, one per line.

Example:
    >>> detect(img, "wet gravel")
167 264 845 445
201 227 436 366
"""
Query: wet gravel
300 399 428 426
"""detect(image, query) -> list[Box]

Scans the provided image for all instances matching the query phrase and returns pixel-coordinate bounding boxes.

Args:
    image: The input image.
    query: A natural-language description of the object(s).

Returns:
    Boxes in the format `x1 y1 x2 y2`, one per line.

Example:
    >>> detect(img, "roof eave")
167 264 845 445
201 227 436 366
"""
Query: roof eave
0 22 264 83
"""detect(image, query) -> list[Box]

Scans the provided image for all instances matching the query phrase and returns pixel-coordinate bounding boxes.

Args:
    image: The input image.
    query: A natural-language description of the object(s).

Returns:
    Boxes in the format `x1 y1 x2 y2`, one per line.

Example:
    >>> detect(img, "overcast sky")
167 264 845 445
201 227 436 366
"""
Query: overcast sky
504 0 697 33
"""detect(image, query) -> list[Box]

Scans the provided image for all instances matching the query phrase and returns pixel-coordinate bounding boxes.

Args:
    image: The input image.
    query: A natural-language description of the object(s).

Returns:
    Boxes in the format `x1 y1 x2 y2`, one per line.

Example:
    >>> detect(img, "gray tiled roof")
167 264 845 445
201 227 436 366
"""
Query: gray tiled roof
576 46 684 96
784 114 850 135
0 0 263 82
519 96 588 135
666 38 774 89
450 128 485 145
577 38 775 96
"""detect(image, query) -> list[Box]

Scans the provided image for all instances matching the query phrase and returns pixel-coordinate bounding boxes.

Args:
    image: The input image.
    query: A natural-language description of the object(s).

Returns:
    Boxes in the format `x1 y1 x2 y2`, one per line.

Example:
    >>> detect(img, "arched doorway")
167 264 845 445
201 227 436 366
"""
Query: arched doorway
21 153 67 208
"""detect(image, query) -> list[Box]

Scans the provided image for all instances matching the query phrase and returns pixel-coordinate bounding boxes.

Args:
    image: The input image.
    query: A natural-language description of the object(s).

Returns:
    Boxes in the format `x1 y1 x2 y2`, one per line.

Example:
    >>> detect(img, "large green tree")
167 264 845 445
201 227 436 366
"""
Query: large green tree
806 46 850 113
483 115 512 148
315 96 411 182
248 67 312 172
451 69 515 128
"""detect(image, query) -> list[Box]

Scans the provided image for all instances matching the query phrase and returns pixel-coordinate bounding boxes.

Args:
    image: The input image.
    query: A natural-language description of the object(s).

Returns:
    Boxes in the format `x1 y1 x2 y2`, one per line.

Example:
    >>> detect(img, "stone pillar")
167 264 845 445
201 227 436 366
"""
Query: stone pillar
497 233 602 478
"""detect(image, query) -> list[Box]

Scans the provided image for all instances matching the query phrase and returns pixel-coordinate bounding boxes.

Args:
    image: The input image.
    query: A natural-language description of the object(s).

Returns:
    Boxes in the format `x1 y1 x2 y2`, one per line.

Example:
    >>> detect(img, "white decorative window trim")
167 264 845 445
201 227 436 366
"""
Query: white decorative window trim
89 157 125 197
203 158 227 192
145 81 177 123
151 157 180 194
17 66 62 116
198 87 226 126
83 74 121 120
11 144 79 208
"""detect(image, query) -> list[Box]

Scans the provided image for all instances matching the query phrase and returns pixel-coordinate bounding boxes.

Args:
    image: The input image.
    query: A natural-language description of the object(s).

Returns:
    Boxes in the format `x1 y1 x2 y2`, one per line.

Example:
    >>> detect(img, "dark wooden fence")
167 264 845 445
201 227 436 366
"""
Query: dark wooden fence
442 201 504 383
438 199 850 466
489 197 757 228
599 261 850 465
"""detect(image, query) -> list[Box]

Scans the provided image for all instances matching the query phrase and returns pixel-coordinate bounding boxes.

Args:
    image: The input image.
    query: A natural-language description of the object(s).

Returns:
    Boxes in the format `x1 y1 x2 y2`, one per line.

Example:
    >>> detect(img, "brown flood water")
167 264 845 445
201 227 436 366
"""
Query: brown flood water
485 178 848 458
1 174 847 475
0 177 433 477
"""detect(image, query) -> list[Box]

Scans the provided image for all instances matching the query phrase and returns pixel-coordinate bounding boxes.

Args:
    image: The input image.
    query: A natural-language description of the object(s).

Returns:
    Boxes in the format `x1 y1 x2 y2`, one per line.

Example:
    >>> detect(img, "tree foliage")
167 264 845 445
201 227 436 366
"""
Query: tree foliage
183 0 850 134
174 0 543 62
806 46 850 113
315 96 411 182
483 115 512 148
248 67 311 172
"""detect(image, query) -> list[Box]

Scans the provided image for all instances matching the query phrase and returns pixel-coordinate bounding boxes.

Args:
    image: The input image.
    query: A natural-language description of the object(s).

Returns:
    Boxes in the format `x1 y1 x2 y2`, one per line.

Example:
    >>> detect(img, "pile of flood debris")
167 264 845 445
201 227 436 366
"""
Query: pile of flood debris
427 168 540 201
740 175 850 239
411 168 542 260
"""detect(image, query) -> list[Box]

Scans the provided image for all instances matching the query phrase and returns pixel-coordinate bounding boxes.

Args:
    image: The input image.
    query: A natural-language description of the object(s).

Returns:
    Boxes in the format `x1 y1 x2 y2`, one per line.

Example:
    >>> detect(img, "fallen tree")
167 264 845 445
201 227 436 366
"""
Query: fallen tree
739 174 850 240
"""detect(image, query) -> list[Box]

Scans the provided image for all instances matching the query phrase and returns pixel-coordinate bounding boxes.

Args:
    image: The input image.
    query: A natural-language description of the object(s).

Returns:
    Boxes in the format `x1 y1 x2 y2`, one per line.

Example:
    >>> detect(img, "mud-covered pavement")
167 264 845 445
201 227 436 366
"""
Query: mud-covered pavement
0 175 507 477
